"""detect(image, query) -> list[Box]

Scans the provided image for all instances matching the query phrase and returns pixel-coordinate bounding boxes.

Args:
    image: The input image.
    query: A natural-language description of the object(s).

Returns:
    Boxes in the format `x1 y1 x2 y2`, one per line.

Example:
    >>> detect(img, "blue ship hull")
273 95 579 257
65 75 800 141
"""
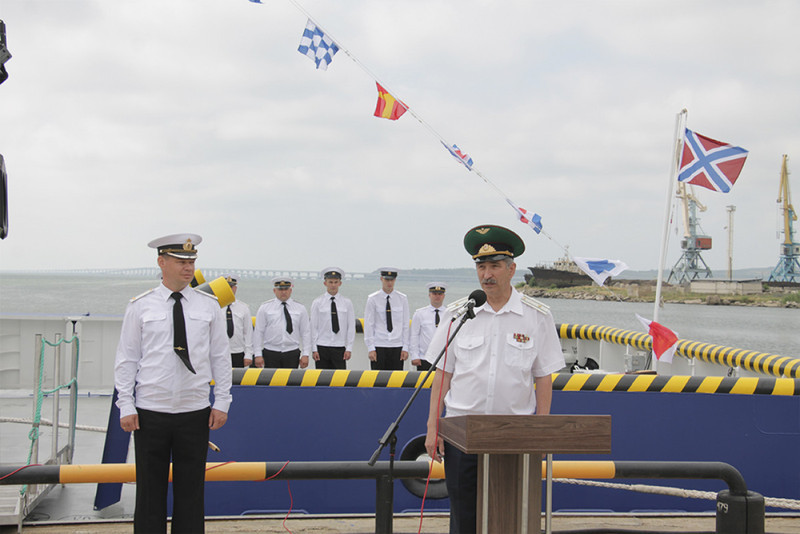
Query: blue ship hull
97 371 800 515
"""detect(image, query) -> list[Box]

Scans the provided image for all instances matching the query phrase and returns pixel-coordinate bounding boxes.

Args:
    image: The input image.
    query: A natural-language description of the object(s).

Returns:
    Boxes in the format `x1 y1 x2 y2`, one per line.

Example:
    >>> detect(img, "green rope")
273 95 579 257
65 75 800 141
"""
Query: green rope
20 334 80 497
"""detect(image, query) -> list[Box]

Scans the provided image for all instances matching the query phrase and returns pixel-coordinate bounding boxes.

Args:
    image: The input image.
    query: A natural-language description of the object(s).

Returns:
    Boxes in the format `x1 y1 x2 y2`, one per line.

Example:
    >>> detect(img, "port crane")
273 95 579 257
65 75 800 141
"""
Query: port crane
768 155 799 283
668 181 713 284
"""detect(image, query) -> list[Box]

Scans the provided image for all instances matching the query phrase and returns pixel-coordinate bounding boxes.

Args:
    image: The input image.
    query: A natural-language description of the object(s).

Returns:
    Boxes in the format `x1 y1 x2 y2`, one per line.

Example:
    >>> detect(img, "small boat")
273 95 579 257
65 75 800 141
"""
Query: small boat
525 250 592 288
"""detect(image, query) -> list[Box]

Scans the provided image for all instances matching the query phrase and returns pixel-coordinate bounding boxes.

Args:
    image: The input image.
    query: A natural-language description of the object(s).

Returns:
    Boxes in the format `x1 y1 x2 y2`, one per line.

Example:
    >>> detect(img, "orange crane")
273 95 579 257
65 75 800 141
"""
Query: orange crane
768 155 799 282
667 182 713 283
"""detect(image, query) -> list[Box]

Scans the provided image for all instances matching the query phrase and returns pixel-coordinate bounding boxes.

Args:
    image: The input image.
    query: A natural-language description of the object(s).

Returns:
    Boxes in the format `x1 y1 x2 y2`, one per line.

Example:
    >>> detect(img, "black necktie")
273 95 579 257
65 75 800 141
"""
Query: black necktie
226 305 234 338
330 296 339 333
171 292 196 374
282 301 293 334
434 308 440 327
385 295 393 332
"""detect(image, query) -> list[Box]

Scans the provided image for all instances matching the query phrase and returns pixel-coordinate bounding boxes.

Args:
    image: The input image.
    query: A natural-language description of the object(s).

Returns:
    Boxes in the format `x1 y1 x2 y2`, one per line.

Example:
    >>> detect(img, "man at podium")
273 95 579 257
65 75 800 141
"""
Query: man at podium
425 224 566 534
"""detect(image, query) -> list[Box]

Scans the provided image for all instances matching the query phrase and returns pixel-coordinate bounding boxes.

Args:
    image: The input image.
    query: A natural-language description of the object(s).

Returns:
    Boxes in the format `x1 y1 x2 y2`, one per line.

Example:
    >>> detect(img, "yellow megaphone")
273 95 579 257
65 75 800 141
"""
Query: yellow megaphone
190 270 206 287
191 270 235 308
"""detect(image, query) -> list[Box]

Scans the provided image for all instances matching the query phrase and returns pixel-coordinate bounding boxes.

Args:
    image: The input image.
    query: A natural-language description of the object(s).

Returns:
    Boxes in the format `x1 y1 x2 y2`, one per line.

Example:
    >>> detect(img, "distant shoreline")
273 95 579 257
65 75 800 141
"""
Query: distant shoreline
519 284 800 309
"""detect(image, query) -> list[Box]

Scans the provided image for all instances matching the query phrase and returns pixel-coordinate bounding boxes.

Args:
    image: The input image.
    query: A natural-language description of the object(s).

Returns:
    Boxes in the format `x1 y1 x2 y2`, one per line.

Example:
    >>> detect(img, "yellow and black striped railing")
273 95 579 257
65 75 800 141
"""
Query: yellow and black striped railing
552 372 800 396
557 323 800 379
234 368 435 389
231 369 800 396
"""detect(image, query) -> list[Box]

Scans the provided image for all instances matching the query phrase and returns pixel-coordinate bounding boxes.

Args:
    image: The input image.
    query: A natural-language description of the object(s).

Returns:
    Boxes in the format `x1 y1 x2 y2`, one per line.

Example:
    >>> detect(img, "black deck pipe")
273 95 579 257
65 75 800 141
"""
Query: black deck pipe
613 461 749 495
612 461 763 534
1 460 766 534
0 460 432 485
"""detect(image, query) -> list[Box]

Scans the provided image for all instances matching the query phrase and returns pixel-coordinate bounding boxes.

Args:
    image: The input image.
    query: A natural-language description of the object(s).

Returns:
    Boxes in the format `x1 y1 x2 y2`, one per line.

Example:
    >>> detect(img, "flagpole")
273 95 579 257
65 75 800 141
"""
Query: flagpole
653 109 687 325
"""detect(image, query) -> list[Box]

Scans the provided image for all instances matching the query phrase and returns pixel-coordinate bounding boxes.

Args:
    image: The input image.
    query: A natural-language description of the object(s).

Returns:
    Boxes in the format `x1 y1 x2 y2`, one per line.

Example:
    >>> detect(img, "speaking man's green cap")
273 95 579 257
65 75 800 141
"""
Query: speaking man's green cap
463 225 525 262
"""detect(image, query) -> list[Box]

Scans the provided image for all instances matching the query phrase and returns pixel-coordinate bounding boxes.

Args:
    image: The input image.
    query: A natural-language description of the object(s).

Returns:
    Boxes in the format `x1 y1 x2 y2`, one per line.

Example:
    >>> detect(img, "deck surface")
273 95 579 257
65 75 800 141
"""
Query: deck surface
3 514 799 533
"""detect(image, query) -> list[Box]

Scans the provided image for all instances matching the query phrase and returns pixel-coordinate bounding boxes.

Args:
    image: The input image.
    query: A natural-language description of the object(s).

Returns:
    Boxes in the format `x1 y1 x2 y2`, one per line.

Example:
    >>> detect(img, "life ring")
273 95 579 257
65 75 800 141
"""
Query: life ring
399 434 448 500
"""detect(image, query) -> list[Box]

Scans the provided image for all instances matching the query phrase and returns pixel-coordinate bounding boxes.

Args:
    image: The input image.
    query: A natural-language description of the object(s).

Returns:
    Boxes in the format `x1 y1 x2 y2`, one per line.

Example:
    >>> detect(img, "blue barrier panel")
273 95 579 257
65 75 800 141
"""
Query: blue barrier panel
550 390 800 512
202 384 447 516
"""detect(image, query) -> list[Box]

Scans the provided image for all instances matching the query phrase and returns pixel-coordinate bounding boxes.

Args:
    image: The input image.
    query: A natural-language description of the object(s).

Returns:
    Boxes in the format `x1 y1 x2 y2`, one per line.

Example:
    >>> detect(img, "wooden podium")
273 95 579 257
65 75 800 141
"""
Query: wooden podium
438 415 611 534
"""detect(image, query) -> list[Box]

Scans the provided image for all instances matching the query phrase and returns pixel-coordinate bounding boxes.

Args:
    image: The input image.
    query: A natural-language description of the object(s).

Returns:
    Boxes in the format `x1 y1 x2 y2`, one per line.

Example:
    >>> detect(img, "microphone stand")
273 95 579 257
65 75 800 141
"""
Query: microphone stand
367 303 477 468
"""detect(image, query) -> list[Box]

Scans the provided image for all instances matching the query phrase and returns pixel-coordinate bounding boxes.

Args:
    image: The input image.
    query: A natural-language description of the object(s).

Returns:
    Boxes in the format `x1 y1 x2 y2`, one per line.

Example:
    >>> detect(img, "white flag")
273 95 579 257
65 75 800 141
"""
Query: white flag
572 257 628 286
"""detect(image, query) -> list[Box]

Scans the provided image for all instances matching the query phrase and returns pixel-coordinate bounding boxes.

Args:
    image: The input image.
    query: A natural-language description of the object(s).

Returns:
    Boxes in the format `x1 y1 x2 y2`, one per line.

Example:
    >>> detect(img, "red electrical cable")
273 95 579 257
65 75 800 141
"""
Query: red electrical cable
0 463 42 482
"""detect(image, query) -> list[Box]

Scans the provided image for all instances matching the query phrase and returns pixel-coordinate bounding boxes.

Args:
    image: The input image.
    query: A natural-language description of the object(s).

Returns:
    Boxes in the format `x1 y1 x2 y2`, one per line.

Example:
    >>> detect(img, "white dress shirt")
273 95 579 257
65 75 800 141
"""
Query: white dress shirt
426 289 565 417
364 289 410 352
253 298 312 357
224 299 254 358
310 292 356 352
114 283 233 419
410 304 442 361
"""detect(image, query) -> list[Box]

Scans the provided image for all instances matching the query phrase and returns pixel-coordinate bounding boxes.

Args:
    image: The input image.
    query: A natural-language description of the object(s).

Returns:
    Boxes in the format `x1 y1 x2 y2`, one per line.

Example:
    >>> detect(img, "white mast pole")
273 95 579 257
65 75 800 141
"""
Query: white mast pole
653 109 687 325
726 205 736 280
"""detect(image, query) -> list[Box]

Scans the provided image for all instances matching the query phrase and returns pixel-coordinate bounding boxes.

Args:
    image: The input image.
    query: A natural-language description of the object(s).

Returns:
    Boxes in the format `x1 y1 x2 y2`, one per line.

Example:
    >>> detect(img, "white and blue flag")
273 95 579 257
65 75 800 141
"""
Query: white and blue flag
298 19 339 71
441 142 474 170
572 257 628 287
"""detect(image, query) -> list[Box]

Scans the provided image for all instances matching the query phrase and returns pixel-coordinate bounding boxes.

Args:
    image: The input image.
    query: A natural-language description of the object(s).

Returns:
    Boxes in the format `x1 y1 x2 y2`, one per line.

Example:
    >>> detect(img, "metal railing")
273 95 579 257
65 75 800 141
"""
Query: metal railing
1 460 765 534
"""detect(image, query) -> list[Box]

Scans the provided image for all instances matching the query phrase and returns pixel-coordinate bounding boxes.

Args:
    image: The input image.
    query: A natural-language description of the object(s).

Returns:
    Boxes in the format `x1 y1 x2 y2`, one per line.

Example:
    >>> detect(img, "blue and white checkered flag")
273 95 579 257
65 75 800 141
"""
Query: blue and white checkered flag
297 19 339 71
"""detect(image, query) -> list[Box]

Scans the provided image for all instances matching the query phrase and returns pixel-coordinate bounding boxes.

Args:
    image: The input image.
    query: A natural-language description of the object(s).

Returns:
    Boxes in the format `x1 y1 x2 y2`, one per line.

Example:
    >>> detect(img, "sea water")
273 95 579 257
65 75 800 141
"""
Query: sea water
0 272 798 357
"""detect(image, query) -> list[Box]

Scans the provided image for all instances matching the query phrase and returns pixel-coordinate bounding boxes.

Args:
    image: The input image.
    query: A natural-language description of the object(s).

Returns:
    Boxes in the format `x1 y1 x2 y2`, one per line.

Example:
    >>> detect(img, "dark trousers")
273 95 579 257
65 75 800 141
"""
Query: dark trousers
370 346 404 371
262 348 301 368
315 345 347 369
133 407 211 534
230 351 245 368
443 440 478 534
415 359 432 371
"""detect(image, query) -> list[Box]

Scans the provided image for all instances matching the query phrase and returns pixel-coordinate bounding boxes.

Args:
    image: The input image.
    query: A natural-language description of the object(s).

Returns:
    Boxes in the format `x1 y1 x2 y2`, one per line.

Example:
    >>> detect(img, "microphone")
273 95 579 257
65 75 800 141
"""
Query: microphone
451 289 487 320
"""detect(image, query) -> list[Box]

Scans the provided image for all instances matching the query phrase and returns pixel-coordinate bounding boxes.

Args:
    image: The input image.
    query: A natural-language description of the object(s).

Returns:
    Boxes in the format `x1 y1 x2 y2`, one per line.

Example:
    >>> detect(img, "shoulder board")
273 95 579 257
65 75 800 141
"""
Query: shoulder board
130 288 155 303
192 288 219 301
521 294 551 315
394 290 407 297
367 290 381 298
446 296 468 313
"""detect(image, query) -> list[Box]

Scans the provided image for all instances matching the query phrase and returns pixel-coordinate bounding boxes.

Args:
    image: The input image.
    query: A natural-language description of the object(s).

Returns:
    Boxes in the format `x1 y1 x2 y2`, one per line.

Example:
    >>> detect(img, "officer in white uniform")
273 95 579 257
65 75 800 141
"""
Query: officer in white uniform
222 275 254 368
115 233 232 534
309 267 356 369
253 276 312 368
410 282 447 371
424 225 565 534
364 268 410 371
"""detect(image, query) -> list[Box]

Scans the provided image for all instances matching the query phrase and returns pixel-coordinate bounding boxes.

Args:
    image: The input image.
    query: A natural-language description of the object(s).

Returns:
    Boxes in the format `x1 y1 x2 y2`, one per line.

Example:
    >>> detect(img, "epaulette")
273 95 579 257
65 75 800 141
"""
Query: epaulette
521 294 550 315
193 287 219 301
130 288 155 303
446 296 468 313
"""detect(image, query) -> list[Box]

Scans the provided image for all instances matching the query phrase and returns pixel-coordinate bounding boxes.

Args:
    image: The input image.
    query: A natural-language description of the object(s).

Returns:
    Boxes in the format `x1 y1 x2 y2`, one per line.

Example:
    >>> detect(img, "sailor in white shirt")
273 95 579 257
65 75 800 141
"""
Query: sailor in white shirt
424 225 565 534
310 267 356 369
221 276 254 368
364 267 410 371
114 233 232 534
410 282 447 371
253 276 312 369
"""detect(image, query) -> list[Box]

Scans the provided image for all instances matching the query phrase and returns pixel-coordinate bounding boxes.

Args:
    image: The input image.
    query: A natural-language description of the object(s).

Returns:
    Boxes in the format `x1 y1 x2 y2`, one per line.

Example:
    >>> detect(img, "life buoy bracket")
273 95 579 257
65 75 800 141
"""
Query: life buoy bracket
399 434 448 500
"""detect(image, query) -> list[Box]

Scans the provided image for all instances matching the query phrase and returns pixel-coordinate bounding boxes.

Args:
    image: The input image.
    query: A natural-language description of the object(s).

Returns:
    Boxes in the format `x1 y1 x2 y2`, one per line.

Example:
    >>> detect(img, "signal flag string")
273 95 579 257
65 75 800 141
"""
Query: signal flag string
254 0 667 355
260 0 573 257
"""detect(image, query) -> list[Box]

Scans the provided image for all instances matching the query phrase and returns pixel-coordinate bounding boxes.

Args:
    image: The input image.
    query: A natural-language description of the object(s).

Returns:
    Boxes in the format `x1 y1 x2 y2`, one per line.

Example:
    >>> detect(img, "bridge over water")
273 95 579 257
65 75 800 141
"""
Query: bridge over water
35 268 371 280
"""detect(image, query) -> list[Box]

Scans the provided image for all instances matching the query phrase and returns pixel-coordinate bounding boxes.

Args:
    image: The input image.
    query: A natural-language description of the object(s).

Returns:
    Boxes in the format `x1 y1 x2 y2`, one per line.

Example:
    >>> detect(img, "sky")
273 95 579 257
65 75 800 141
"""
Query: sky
0 0 798 275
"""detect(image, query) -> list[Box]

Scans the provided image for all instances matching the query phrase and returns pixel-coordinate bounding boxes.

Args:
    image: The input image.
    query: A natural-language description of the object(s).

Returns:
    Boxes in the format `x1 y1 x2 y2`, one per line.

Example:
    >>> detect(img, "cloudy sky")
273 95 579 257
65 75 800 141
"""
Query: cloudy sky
0 0 797 274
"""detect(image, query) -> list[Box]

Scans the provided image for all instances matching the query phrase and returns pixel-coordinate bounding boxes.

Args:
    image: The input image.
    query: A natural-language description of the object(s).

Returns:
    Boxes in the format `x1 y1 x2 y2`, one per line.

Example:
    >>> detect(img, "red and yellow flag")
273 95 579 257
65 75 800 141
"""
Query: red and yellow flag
373 83 407 120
